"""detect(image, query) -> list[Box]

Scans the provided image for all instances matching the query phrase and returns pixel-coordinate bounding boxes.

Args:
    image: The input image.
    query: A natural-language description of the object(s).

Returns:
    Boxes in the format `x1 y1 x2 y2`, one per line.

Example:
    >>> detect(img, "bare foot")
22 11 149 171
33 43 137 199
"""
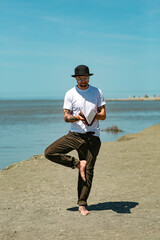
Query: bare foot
77 160 87 182
79 206 90 216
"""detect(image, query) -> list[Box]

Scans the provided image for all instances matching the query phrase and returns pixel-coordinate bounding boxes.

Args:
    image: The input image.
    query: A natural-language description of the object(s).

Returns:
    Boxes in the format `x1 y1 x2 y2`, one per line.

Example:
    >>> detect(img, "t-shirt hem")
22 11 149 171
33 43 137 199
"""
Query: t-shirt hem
69 130 100 137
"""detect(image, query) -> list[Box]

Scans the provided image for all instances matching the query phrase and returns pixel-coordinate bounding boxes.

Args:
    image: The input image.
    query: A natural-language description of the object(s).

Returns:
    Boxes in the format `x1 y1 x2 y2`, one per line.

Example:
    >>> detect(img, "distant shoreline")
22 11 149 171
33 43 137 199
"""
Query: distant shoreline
1 97 160 103
1 96 160 102
105 97 160 101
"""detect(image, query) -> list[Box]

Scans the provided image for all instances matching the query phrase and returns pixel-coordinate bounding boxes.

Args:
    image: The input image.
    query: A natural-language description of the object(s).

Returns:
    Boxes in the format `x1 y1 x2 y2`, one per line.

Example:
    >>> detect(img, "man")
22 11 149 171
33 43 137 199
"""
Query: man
45 65 106 215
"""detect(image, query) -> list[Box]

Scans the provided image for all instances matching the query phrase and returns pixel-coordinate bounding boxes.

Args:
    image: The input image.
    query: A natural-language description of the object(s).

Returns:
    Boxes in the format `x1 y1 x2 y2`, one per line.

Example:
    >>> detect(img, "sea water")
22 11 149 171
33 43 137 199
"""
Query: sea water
0 99 160 169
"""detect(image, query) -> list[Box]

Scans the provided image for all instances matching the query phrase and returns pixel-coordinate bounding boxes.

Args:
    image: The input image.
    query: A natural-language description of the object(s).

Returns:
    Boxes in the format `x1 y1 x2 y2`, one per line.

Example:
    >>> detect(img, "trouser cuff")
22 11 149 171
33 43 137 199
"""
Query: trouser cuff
77 200 87 206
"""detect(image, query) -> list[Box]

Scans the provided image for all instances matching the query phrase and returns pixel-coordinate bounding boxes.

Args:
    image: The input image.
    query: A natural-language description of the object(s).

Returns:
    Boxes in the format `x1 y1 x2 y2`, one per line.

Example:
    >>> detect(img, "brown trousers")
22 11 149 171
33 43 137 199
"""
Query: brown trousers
44 131 101 206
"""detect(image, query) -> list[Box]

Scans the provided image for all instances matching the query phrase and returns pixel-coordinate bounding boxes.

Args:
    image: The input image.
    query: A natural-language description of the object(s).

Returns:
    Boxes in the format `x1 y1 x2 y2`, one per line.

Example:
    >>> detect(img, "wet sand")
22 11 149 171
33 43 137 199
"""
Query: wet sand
0 124 160 240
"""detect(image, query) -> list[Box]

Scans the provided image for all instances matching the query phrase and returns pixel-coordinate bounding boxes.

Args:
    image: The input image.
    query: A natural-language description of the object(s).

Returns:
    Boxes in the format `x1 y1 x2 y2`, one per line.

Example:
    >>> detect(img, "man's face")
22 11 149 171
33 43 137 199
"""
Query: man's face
75 76 90 89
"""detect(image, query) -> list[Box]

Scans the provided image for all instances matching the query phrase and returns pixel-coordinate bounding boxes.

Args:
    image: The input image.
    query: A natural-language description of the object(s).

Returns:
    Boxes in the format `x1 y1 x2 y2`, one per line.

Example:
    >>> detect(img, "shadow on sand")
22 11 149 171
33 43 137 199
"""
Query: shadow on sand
67 201 139 214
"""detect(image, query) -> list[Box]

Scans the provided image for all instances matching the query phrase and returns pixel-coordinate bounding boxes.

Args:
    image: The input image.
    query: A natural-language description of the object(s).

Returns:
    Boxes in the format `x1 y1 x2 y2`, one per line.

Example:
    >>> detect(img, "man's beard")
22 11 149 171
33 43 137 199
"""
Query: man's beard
79 83 88 88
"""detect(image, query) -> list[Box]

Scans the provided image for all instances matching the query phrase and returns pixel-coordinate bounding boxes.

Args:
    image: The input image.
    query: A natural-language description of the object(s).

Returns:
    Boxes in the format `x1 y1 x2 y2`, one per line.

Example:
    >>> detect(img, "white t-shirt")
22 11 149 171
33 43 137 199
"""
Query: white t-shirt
63 85 106 137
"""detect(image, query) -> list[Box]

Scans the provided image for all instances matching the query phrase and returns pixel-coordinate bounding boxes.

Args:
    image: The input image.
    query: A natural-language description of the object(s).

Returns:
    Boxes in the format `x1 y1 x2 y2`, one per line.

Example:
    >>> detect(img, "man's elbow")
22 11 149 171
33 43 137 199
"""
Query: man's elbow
64 116 69 122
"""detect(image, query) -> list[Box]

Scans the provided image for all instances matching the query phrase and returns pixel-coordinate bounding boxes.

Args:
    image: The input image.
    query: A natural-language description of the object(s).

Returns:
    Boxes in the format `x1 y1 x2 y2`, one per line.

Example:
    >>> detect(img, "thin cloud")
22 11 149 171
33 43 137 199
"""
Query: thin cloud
104 33 160 42
79 31 160 42
41 15 91 27
143 9 160 17
0 49 64 57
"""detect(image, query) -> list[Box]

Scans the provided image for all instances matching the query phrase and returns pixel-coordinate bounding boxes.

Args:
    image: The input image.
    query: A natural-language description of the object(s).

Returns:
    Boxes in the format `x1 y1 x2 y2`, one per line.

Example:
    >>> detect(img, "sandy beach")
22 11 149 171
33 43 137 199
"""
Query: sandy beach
105 97 160 101
0 124 160 240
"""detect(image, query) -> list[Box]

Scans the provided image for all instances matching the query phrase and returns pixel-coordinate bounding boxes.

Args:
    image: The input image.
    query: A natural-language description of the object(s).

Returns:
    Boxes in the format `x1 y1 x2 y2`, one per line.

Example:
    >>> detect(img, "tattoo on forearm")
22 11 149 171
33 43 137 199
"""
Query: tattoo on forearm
64 116 76 122
69 116 75 120
64 109 78 122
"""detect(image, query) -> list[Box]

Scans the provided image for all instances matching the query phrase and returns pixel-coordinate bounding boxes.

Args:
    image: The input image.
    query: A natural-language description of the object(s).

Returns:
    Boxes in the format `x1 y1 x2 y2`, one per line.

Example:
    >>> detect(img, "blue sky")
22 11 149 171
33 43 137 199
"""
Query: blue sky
0 0 160 99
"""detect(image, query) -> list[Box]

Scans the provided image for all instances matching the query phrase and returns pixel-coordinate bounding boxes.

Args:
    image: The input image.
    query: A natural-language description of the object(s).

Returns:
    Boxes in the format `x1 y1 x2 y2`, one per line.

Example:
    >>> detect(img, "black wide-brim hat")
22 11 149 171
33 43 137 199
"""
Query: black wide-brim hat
71 65 93 77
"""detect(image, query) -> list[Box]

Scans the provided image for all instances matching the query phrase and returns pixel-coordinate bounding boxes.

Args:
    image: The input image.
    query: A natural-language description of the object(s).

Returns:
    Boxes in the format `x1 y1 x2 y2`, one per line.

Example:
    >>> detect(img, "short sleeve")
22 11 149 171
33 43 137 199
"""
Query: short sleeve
63 91 72 110
98 89 106 107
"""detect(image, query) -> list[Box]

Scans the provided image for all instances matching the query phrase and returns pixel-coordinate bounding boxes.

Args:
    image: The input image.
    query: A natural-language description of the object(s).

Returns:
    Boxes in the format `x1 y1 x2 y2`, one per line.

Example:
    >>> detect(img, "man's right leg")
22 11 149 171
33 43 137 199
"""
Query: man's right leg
44 132 83 169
